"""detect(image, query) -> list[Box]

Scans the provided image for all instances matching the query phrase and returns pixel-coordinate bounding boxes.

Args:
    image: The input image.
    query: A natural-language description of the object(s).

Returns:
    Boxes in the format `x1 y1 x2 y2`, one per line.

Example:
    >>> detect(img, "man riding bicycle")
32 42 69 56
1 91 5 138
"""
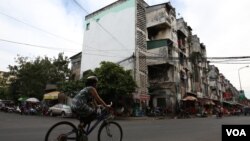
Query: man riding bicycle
71 76 111 126
46 76 123 141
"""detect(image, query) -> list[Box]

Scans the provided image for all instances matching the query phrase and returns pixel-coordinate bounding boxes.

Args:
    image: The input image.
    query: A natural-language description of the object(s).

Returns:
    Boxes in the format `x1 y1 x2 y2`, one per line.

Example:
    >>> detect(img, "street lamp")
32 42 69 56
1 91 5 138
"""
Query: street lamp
238 65 249 91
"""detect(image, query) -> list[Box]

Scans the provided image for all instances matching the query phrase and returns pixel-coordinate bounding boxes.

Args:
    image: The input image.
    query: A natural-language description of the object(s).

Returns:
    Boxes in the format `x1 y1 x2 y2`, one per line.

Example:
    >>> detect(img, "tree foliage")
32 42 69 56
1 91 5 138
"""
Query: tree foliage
94 61 137 115
94 61 137 101
8 53 70 100
59 61 137 114
58 69 95 97
0 76 10 99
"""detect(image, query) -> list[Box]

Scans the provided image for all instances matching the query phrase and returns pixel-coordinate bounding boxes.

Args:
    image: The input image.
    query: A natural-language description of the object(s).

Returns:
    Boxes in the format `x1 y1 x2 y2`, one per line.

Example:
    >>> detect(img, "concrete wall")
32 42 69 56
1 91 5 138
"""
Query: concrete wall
81 0 136 73
80 0 149 102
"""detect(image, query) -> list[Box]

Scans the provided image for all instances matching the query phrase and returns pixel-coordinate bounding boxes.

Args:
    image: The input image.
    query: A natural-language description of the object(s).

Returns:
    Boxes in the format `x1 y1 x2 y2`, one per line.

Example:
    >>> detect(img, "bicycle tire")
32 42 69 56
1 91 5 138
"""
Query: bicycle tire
45 121 78 141
98 121 123 141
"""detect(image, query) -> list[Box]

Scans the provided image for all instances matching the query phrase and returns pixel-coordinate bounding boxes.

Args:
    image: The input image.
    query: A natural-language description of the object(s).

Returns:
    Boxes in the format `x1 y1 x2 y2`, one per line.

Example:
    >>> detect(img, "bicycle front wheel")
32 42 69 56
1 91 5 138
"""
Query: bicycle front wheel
98 121 123 141
45 121 78 141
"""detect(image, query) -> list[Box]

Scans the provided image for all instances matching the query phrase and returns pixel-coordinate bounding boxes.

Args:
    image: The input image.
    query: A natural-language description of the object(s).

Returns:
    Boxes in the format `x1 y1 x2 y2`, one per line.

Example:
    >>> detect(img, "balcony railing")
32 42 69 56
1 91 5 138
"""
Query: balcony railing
147 39 173 50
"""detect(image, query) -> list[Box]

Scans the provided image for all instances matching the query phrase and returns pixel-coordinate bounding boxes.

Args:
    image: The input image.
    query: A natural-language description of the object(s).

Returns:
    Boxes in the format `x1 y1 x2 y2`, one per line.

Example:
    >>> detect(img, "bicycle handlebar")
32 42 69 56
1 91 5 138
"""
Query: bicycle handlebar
97 102 112 108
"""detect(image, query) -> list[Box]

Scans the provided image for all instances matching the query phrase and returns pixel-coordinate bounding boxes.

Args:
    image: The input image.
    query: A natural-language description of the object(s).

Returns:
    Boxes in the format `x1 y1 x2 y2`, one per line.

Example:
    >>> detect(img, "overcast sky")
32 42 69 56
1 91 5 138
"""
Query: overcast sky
0 0 250 98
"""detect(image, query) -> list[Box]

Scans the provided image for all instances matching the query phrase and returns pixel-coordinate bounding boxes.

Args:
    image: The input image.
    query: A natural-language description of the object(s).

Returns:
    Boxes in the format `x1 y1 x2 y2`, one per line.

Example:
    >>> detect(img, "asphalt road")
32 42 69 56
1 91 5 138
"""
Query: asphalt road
1 112 250 141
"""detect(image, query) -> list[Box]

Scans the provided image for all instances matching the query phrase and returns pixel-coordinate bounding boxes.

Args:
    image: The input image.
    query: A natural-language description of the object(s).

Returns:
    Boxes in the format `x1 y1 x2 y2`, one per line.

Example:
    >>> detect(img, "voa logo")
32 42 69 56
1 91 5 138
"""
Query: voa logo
226 129 246 136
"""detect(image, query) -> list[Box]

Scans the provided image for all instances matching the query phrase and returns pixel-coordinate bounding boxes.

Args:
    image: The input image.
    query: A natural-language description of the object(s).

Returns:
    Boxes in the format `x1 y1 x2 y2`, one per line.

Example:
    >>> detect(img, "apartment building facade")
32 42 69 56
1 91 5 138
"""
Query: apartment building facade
146 2 179 112
207 65 247 107
79 0 248 114
176 18 193 102
70 52 82 80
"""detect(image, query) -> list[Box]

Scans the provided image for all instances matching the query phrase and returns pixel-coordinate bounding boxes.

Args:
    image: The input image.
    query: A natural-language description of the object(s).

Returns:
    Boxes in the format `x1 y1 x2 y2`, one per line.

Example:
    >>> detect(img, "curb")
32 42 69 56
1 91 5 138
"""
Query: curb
114 116 172 121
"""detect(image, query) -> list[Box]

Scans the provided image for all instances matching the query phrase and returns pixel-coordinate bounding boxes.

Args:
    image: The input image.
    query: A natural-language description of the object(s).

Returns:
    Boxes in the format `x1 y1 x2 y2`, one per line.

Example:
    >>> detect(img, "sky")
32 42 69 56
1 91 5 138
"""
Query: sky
0 0 250 98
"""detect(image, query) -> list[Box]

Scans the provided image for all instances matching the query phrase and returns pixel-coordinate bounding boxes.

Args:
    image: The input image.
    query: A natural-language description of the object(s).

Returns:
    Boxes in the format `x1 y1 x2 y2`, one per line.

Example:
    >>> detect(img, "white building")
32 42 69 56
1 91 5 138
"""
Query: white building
80 0 149 104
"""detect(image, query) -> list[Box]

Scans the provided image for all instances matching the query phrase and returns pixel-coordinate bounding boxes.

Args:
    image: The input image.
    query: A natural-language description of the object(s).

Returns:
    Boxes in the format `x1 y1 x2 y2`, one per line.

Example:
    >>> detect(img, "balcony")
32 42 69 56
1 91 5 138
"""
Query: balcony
148 64 175 89
146 8 172 28
147 39 174 65
147 39 173 50
190 35 201 53
177 24 188 38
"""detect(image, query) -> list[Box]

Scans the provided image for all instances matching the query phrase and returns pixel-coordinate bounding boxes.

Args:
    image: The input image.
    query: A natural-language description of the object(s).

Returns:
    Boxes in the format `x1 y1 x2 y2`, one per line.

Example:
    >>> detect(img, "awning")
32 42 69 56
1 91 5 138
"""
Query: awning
26 97 40 103
223 101 234 105
186 92 197 97
182 96 197 101
235 103 245 107
18 96 28 102
198 98 215 105
43 91 60 100
205 100 215 105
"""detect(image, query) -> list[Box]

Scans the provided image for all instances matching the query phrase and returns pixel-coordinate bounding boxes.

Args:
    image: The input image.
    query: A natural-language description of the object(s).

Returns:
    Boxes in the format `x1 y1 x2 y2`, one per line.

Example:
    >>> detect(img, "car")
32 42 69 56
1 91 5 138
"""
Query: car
48 104 72 117
0 100 15 112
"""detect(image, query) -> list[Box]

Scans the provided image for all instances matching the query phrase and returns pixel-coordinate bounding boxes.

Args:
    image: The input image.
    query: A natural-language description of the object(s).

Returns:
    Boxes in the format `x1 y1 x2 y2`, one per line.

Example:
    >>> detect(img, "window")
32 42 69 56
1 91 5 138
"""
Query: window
86 23 90 30
168 46 172 57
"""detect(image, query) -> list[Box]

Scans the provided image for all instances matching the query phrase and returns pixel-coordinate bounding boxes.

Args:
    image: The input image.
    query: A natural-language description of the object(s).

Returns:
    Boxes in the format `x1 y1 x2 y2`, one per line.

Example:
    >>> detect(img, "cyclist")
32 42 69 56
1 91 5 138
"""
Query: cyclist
71 76 111 126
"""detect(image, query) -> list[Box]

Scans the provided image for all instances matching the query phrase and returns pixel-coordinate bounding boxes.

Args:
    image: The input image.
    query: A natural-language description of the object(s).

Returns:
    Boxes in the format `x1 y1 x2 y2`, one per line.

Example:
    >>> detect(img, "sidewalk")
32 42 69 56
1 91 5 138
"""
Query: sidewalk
114 115 173 121
114 114 219 121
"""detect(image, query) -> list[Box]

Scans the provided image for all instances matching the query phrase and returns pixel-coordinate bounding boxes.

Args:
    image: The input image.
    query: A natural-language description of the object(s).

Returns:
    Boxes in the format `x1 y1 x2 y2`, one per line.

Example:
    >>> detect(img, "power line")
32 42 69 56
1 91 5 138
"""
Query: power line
207 57 250 64
0 38 78 53
209 59 250 63
83 52 127 58
0 11 82 46
143 56 250 60
209 62 250 64
209 59 250 62
84 44 133 52
1 36 245 63
0 38 134 58
72 0 132 54
84 49 133 52
207 56 250 59
72 0 89 14
96 23 132 54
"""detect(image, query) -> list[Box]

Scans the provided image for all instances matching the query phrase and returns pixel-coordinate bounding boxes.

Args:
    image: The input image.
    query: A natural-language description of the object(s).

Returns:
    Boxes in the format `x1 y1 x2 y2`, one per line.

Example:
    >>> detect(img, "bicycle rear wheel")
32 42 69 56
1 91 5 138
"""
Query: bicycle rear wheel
98 121 123 141
45 121 78 141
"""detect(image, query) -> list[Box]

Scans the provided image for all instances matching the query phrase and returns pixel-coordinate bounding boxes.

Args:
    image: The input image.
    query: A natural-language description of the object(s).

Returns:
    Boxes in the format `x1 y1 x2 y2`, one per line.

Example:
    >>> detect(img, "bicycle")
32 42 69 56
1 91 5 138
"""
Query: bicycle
45 106 123 141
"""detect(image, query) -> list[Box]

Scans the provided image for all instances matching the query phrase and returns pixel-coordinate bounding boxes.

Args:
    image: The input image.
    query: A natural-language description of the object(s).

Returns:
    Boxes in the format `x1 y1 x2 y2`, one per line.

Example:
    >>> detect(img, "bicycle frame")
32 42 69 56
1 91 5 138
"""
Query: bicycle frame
45 108 122 141
82 110 110 136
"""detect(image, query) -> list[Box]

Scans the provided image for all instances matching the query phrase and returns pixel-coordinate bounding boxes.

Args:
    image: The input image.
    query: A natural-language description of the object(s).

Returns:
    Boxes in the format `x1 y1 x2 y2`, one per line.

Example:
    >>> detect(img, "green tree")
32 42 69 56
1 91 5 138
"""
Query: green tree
0 75 10 99
49 53 71 83
58 69 95 97
94 61 137 114
81 69 96 85
0 71 13 99
59 61 137 115
8 53 70 100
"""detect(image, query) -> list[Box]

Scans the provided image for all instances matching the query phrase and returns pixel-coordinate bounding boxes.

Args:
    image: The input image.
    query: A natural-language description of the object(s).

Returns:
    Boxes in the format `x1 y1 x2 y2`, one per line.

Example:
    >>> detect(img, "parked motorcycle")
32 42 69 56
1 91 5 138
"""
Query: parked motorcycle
216 111 223 118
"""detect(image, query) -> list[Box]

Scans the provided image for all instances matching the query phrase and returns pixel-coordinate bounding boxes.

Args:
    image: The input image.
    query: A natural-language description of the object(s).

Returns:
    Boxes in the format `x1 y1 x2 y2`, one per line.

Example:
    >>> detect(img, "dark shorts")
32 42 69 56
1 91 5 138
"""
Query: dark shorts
79 112 97 125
